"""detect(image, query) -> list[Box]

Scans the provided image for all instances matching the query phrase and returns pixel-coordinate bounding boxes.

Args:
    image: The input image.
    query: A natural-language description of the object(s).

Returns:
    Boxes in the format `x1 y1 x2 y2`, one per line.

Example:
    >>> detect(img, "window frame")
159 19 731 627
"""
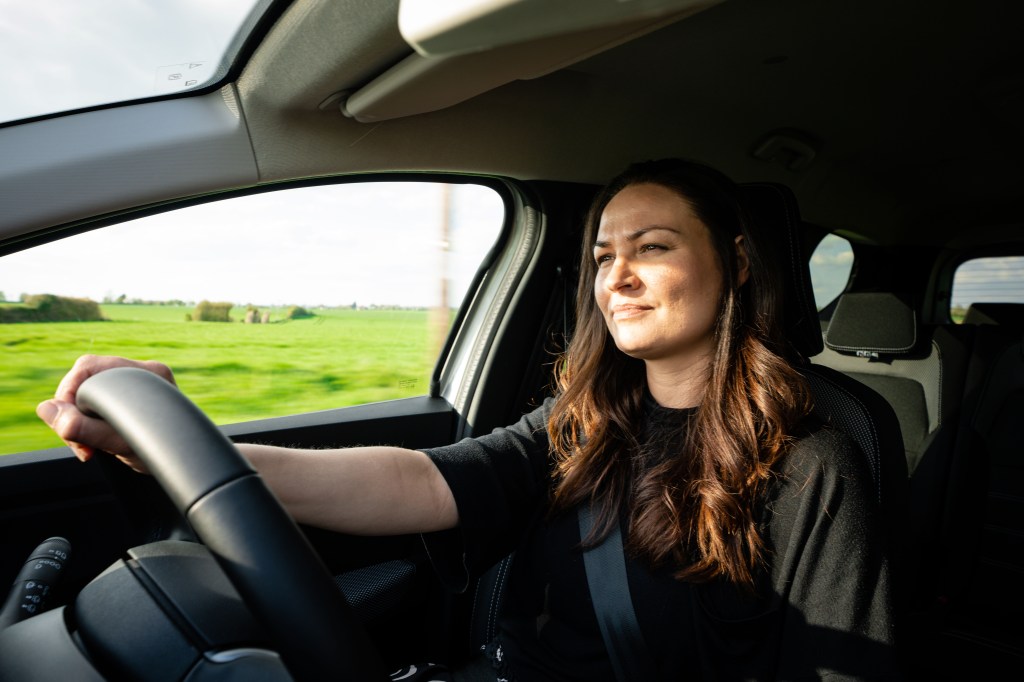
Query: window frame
0 172 531 456
940 247 1024 323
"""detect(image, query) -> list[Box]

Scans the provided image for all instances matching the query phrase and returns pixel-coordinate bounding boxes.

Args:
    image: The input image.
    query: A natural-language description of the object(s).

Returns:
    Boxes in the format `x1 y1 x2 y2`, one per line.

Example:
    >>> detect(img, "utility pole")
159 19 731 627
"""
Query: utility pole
429 184 452 362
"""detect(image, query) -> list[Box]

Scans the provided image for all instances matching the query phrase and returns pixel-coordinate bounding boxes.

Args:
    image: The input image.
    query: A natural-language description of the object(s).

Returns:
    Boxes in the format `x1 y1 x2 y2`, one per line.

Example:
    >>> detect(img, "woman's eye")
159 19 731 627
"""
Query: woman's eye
639 243 665 254
595 253 612 265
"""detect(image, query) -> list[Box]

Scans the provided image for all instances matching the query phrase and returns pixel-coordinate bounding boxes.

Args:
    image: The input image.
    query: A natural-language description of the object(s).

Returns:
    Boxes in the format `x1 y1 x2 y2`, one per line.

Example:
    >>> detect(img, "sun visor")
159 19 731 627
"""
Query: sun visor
398 0 723 57
340 0 723 122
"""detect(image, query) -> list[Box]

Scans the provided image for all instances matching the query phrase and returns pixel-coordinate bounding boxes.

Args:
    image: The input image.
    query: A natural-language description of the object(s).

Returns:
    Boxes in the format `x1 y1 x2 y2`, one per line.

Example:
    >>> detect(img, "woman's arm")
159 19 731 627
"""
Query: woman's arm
240 443 458 535
37 354 459 536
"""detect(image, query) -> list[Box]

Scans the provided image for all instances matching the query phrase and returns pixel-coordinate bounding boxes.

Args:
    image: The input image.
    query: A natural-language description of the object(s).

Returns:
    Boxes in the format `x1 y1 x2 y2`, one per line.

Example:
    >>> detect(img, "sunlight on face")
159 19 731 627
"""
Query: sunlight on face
593 183 724 371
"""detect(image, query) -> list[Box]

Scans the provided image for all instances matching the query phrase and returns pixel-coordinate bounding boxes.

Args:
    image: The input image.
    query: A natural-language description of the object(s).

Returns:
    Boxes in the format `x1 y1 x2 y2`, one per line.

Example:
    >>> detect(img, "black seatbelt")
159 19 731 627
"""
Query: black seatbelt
578 505 658 681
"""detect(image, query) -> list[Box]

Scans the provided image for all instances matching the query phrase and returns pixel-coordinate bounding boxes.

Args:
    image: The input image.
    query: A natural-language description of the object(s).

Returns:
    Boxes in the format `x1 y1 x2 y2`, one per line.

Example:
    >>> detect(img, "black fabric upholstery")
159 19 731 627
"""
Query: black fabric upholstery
798 365 909 564
333 559 417 626
906 324 1024 677
847 373 929 460
469 554 513 650
740 183 823 358
826 293 918 355
957 332 1024 633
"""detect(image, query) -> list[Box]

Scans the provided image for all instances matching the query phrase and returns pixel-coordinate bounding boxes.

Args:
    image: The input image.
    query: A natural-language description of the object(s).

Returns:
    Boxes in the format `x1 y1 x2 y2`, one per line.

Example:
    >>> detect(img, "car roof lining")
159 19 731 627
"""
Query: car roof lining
233 0 1024 249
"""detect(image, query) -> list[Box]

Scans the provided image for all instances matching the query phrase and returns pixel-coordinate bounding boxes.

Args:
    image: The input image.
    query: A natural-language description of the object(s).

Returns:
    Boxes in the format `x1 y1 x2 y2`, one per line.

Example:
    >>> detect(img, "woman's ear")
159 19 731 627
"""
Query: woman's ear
735 235 750 287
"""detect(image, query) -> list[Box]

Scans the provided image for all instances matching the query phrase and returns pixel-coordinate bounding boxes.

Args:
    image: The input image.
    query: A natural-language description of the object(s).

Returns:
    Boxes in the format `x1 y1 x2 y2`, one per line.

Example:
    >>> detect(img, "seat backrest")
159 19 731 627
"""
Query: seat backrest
742 185 908 510
810 292 976 626
915 314 1024 677
811 289 1024 677
962 301 1024 328
814 292 974 475
743 186 910 610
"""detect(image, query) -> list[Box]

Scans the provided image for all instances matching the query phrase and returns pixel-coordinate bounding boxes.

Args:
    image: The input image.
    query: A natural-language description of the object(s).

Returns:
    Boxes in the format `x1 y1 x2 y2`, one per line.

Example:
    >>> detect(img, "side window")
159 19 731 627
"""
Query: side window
950 255 1024 323
808 233 854 311
0 181 505 455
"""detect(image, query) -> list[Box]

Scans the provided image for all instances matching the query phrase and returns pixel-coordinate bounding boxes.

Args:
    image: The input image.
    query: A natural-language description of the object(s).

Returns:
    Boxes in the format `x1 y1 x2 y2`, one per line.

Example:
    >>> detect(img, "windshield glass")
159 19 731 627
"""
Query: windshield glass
0 0 274 125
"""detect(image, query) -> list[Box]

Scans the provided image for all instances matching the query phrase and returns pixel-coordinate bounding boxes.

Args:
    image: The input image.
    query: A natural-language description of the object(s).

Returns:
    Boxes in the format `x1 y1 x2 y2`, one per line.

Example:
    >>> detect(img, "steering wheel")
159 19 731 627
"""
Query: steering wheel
76 367 387 682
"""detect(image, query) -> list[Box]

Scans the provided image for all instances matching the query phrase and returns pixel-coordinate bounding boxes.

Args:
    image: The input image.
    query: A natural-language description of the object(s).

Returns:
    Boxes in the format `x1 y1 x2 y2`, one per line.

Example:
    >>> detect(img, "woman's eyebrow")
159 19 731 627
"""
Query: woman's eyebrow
593 225 680 249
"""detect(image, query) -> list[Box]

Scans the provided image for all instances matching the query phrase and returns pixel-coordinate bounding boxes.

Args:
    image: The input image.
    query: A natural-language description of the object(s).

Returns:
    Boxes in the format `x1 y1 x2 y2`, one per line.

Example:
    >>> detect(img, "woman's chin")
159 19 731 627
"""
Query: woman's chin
613 340 654 360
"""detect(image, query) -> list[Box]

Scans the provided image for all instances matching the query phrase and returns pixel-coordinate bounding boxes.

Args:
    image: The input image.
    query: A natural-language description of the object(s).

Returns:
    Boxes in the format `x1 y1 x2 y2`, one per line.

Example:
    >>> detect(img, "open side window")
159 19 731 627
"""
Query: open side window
0 179 507 456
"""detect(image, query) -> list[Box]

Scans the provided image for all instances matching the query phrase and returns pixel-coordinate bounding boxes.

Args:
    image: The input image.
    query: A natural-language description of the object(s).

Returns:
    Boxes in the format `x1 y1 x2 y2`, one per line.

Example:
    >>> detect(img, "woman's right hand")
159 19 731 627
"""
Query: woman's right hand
36 354 177 472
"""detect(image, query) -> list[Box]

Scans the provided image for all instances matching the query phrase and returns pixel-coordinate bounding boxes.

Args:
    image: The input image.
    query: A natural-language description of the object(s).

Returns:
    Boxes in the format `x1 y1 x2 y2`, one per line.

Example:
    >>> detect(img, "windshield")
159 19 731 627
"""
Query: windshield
0 0 275 125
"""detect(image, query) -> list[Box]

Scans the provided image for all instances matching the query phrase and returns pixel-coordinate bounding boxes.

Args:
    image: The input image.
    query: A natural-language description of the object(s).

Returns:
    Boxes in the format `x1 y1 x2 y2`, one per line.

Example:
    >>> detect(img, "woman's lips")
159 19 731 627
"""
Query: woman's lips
610 304 652 320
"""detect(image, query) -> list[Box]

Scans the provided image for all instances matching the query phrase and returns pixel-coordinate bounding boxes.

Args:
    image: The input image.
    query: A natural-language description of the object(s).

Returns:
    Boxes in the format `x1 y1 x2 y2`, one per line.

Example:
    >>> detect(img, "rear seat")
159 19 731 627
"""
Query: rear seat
812 293 974 584
814 294 1024 677
924 303 1024 676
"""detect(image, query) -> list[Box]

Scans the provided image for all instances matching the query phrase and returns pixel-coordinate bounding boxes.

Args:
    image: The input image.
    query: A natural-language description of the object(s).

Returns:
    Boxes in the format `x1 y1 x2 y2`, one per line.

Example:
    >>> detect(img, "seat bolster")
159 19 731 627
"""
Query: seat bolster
799 364 908 506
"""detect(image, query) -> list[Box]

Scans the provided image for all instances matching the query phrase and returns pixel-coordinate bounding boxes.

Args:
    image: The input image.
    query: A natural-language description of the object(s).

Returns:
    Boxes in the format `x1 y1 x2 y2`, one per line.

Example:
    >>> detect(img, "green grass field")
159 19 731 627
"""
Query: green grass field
0 304 445 454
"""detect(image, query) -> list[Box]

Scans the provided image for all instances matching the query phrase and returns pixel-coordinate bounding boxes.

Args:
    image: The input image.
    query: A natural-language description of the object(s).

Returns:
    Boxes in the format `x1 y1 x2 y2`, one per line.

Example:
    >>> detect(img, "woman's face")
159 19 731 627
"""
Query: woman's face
593 182 727 371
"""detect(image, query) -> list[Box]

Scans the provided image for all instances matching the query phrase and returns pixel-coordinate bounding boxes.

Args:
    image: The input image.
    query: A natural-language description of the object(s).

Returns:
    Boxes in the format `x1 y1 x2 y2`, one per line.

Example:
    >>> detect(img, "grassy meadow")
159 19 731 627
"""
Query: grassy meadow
0 303 444 454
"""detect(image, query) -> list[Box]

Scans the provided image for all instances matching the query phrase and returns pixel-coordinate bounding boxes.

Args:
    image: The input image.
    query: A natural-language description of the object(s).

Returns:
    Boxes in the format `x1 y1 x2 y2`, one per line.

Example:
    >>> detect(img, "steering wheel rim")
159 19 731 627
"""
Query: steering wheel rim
76 367 387 682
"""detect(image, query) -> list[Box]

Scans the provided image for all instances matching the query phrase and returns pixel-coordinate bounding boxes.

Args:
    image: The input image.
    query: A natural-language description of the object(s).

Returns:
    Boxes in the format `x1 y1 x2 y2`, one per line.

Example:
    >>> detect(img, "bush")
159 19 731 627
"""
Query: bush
0 294 105 323
193 300 234 322
0 294 99 322
286 306 314 320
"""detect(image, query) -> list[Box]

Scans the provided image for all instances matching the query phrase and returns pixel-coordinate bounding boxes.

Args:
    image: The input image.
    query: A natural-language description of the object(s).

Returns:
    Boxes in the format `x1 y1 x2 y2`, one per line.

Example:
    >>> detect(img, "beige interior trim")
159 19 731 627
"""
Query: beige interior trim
398 0 723 56
342 5 717 122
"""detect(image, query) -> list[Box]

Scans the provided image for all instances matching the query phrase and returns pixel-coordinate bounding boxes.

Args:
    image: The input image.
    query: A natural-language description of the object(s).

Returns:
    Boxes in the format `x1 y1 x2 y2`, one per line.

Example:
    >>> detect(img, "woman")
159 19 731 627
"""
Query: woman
38 159 899 680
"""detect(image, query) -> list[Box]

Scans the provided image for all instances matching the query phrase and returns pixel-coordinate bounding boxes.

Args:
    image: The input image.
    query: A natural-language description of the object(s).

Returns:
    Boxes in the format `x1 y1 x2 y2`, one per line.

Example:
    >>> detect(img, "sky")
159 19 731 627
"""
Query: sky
0 0 262 124
0 183 505 308
3 2 1020 312
0 3 507 310
951 256 1024 308
808 236 1024 310
808 235 854 309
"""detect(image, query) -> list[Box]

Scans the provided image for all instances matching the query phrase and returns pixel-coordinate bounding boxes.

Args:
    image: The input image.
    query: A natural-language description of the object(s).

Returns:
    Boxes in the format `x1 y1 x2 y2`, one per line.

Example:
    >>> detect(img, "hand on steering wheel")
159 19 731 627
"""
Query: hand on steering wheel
74 367 388 682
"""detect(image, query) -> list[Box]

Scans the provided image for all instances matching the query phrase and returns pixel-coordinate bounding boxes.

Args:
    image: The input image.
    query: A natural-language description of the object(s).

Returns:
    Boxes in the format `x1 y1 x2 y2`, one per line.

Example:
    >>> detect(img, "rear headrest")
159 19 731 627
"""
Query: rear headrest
739 183 823 359
962 302 1024 329
825 292 918 357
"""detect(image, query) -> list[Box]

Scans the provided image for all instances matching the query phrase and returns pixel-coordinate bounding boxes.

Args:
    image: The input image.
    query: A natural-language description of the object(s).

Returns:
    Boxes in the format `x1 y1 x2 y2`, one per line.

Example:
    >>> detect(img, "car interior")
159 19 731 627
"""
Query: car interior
1 0 1022 679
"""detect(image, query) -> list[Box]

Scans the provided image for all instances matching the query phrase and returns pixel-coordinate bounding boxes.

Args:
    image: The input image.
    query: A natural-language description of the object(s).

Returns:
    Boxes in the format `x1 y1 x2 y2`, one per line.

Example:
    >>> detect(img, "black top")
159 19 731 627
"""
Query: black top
421 397 900 681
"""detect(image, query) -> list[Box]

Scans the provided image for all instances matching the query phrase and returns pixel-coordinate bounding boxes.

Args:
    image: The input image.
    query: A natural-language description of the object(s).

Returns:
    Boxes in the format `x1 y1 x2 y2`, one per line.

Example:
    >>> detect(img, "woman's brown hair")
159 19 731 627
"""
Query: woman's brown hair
548 158 812 586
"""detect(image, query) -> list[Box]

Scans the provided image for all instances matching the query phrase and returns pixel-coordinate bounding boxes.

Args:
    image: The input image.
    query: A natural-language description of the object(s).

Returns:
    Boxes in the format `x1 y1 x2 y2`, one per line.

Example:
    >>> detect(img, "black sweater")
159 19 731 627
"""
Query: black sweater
421 397 901 681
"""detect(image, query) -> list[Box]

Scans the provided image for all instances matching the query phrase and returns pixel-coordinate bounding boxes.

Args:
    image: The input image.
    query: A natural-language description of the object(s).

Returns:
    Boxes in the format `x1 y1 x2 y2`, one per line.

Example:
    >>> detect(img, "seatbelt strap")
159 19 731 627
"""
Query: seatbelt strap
578 505 658 682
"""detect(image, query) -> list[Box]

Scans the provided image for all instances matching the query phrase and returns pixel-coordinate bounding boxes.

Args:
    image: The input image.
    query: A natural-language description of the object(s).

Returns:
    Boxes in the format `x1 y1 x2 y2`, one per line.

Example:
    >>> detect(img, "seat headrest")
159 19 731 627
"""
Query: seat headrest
739 182 823 359
962 302 1024 329
825 292 918 357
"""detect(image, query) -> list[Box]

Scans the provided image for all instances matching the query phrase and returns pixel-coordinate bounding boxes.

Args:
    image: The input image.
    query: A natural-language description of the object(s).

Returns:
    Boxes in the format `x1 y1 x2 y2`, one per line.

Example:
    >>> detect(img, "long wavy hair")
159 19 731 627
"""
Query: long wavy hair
548 158 812 586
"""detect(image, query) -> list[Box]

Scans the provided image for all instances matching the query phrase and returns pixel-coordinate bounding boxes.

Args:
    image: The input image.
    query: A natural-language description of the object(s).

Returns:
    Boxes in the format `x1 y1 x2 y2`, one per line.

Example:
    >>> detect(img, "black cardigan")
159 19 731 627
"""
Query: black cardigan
421 397 901 681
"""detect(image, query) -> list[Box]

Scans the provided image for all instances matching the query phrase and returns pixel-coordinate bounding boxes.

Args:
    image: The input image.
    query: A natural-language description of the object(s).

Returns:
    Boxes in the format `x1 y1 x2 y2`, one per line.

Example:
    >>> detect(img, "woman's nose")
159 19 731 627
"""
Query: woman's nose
607 256 639 290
